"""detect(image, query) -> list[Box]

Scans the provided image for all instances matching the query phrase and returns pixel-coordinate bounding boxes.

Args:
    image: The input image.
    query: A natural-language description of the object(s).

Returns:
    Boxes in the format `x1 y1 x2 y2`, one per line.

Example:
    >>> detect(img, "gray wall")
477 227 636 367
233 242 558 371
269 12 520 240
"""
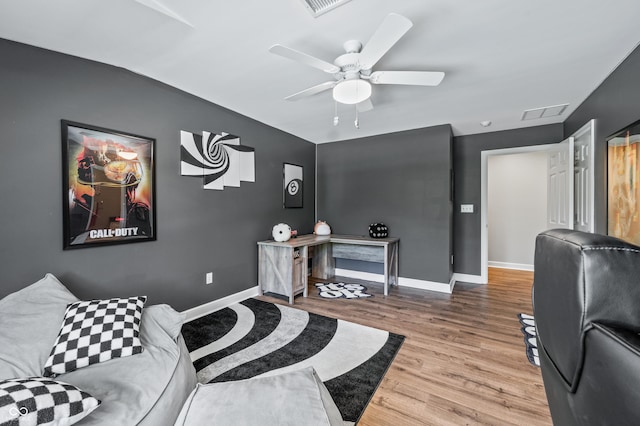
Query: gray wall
317 125 453 284
453 124 564 276
0 39 315 310
564 43 640 235
5 37 638 305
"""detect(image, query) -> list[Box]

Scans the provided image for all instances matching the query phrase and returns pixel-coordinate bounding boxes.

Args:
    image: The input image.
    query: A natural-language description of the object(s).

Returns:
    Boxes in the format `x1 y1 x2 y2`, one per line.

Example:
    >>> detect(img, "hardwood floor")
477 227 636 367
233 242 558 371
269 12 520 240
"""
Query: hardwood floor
258 268 551 425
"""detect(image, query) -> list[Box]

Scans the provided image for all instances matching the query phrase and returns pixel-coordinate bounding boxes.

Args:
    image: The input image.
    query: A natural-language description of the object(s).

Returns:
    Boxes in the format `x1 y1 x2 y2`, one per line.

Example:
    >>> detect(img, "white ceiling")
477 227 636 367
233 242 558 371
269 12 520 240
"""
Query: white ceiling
1 0 640 143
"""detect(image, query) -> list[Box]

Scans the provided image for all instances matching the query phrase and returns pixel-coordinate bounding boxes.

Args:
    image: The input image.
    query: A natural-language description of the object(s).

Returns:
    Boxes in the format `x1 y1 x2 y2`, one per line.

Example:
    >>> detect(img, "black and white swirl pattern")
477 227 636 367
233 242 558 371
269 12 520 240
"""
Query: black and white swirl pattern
518 313 539 367
182 298 404 422
180 131 255 190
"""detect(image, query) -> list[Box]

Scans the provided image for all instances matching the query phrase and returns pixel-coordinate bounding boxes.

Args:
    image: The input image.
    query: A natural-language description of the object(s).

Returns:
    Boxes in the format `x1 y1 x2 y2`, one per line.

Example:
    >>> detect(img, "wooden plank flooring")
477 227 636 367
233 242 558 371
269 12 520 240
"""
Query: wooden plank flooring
258 268 551 425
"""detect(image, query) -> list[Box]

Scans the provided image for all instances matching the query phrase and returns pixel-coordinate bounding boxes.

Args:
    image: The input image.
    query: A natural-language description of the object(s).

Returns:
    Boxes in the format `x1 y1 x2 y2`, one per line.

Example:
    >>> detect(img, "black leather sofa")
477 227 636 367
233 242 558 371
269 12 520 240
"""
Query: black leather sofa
533 229 640 425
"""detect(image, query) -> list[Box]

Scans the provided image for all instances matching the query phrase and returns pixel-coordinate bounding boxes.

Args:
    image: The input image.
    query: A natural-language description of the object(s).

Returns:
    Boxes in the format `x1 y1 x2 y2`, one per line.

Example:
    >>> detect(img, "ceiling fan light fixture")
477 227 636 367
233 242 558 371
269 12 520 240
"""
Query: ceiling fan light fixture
333 80 372 105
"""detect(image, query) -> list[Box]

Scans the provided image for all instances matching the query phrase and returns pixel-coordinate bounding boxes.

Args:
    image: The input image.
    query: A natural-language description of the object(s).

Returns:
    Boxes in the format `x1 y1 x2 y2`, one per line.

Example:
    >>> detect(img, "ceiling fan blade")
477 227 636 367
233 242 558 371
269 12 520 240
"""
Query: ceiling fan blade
369 71 445 86
269 44 340 74
284 81 337 101
358 13 413 70
357 98 374 112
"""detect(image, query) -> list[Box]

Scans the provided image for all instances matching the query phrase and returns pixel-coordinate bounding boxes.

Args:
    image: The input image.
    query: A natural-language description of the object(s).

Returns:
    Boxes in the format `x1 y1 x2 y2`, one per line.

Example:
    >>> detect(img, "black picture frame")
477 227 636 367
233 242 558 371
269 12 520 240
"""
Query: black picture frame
283 163 303 208
607 118 640 245
61 120 157 249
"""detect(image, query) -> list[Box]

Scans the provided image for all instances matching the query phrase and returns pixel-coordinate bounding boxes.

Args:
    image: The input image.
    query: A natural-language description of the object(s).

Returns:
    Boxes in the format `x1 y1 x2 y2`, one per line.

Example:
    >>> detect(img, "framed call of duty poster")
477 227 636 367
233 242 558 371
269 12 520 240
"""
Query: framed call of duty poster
61 120 156 249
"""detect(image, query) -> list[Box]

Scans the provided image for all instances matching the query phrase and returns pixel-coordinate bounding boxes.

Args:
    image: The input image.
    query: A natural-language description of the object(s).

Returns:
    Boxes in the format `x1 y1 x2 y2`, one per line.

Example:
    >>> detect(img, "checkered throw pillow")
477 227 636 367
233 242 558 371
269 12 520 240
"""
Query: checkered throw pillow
0 377 100 426
43 296 147 377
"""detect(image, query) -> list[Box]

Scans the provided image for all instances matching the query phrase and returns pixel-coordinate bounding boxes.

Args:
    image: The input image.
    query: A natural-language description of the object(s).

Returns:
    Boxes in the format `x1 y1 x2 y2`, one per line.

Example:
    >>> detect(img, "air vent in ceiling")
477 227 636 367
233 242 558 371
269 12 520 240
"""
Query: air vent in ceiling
299 0 354 17
521 103 569 121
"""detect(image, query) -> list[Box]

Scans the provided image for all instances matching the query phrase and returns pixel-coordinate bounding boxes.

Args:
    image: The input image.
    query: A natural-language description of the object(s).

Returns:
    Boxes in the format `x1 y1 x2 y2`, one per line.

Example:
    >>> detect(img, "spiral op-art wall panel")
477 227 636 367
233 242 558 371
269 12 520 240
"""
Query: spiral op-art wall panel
180 130 255 190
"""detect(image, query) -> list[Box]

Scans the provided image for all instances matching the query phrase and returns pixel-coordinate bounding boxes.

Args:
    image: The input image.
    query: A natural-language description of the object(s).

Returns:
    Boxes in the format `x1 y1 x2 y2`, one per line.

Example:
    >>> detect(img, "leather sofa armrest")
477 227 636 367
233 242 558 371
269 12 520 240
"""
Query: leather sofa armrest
570 323 640 424
533 229 640 389
593 323 640 355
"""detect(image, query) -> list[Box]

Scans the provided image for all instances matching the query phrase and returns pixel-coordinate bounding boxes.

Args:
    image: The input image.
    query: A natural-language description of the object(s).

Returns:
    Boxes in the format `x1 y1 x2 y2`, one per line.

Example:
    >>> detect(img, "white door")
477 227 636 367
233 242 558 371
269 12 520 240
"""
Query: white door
572 120 595 232
547 137 574 230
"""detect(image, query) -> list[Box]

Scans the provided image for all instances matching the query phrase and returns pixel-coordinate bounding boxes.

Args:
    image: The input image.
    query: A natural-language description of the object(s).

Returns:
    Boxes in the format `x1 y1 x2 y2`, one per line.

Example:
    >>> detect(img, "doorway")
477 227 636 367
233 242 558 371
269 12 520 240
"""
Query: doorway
478 119 595 283
480 144 555 283
488 150 549 271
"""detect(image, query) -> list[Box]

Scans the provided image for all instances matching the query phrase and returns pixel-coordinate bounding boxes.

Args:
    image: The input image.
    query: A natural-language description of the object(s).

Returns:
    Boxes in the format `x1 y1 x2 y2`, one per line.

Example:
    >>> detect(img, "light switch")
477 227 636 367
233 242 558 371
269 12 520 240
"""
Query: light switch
461 204 474 213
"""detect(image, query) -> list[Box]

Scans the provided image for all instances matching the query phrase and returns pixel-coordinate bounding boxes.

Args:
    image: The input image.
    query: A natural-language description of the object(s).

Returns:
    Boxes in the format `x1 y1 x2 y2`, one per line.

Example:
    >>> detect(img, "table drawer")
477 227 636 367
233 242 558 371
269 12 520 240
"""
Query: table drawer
332 243 385 263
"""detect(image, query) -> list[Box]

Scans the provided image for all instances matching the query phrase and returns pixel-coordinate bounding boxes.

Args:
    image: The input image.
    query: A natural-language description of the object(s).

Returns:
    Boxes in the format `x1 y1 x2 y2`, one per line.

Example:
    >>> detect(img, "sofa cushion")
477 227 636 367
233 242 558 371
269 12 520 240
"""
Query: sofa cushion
174 367 343 426
0 274 79 380
0 377 100 426
43 296 146 377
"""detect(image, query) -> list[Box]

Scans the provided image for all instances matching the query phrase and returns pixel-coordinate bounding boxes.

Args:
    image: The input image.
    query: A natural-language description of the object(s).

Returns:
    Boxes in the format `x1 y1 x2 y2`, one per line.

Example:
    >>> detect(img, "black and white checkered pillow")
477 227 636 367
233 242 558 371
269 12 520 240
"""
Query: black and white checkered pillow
43 296 147 377
0 377 100 426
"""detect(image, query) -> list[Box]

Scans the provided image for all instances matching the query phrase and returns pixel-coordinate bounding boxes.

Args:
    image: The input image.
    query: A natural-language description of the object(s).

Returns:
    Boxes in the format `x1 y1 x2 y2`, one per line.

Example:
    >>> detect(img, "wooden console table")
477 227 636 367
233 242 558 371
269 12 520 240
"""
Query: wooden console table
257 234 399 304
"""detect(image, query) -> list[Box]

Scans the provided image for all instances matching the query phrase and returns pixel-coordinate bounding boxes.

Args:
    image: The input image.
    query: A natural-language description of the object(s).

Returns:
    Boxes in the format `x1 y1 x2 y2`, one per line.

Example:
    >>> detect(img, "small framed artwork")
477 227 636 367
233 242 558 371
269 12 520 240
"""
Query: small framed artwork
607 118 640 245
283 163 303 208
61 120 156 249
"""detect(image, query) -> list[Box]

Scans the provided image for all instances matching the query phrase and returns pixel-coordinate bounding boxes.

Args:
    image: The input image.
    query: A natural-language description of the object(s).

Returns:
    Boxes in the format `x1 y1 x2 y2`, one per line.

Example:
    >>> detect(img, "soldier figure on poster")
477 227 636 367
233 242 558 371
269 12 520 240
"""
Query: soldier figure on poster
63 121 155 249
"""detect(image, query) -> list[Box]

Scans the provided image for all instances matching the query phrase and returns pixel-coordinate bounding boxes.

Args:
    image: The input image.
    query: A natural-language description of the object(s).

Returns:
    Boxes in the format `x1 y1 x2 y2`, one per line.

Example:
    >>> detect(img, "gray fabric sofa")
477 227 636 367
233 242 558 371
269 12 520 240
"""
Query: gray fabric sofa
1 274 345 426
175 366 344 426
0 274 197 425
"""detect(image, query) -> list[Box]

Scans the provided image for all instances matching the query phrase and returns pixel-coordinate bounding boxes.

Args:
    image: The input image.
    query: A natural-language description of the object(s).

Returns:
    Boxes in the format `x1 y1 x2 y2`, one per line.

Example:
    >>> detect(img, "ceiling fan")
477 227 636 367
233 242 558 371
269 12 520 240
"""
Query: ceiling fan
269 13 445 116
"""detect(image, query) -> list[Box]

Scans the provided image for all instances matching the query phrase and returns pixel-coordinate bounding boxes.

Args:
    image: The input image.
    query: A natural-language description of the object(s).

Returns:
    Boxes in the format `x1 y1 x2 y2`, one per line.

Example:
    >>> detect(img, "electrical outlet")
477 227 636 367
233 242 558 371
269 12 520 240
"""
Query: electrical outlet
461 204 474 213
205 272 213 285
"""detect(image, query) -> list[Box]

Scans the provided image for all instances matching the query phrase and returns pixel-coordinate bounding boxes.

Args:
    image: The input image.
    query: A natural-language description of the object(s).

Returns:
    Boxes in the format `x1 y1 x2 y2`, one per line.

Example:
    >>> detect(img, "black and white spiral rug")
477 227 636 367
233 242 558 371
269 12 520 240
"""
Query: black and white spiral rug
518 313 539 367
182 298 404 423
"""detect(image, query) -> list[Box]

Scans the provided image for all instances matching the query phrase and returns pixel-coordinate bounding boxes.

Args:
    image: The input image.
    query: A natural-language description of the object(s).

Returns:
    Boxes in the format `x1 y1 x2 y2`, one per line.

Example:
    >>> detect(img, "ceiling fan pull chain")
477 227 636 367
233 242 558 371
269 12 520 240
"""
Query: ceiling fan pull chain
354 104 359 129
333 100 339 126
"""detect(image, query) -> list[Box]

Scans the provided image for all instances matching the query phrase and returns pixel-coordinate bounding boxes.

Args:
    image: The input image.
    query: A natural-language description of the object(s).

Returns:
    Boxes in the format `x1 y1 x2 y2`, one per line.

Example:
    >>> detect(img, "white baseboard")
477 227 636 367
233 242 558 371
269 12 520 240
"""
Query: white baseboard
334 268 454 294
488 261 534 272
182 285 260 322
334 268 383 284
398 275 456 293
452 273 486 285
